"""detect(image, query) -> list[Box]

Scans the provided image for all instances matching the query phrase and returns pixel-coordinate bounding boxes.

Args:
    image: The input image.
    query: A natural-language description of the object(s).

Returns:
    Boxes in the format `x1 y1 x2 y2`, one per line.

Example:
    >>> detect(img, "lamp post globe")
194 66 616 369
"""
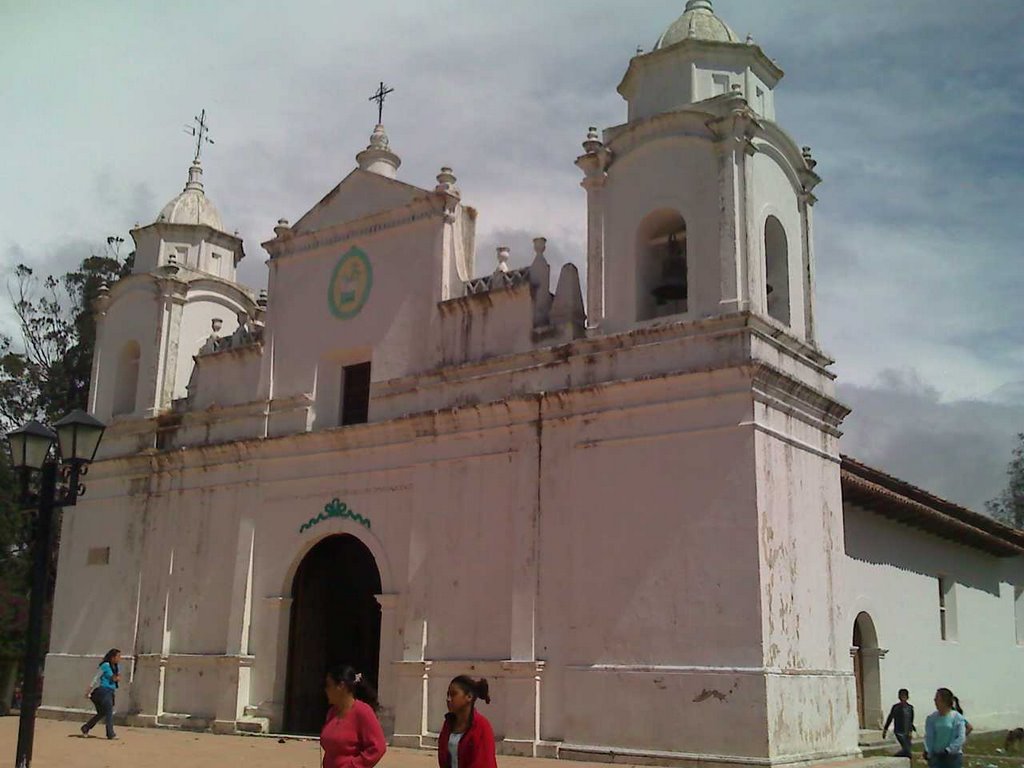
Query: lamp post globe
53 409 106 464
5 421 57 471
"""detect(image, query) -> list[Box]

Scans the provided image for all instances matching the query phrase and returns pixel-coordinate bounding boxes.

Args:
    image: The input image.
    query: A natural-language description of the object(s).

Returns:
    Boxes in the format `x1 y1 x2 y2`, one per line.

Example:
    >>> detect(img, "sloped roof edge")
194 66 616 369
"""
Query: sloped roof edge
841 455 1024 557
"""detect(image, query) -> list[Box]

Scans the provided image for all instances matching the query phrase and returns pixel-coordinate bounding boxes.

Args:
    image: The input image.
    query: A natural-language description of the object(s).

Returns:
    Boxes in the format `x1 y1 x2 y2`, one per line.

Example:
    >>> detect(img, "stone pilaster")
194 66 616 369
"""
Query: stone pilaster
708 101 758 315
375 593 400 735
576 128 611 330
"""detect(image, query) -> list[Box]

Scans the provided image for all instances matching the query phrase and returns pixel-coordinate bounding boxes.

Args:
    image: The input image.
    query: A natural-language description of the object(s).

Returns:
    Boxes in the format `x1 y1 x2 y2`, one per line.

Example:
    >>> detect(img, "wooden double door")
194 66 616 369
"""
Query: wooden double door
284 534 382 734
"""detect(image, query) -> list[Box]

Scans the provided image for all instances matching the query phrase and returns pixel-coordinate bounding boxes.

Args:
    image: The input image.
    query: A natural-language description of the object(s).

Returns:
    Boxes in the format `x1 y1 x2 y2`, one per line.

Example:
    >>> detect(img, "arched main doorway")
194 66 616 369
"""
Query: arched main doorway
852 612 882 729
284 534 382 734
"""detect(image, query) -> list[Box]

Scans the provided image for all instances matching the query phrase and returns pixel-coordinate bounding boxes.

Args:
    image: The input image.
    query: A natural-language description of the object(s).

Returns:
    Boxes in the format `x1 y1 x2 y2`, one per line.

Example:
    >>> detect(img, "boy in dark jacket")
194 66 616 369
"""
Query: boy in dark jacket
883 688 916 758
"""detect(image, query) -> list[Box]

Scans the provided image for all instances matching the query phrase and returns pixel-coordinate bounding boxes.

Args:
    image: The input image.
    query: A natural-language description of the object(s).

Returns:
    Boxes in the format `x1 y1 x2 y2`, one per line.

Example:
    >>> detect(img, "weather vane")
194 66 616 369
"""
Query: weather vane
184 109 215 163
368 82 395 126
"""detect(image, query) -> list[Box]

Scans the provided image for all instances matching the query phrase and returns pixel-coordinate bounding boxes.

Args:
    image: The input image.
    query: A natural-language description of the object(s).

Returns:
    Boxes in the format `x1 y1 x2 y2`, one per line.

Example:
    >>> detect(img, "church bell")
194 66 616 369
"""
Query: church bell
651 232 688 305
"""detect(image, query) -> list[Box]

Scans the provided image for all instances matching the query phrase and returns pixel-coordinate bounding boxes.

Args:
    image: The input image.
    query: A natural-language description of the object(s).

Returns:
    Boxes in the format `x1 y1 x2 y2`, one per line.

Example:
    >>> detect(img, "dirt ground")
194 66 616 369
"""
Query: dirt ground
0 716 607 768
9 717 1017 768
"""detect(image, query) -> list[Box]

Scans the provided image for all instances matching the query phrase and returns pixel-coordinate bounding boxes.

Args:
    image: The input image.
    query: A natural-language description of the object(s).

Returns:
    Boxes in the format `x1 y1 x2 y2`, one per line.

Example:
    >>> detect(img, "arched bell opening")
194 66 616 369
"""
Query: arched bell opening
112 340 141 417
764 216 790 326
636 210 688 321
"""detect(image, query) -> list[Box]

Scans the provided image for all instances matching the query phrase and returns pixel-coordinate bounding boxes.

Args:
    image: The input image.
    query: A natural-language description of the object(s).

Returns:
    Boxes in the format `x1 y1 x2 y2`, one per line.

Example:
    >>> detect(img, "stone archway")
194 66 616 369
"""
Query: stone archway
284 534 382 734
852 611 884 729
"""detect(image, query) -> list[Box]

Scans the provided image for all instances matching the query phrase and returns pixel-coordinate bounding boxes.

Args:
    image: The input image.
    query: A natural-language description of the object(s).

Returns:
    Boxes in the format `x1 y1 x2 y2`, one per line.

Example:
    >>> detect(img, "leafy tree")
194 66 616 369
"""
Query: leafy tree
0 452 30 659
3 251 131 427
986 433 1024 530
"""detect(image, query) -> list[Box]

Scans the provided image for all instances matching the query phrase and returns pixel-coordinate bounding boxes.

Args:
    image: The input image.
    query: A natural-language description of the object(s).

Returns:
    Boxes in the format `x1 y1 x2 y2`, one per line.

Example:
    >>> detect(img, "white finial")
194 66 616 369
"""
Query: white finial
636 45 644 55
685 0 713 11
368 124 390 151
435 167 459 196
746 33 754 45
533 237 547 259
357 124 401 178
496 246 511 273
184 161 204 192
583 126 603 154
802 146 818 170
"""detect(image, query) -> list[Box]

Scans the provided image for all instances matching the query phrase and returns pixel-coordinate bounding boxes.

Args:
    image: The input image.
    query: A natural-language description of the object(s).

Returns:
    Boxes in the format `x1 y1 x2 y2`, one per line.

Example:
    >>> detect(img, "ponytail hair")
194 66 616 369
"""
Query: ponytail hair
450 675 491 705
951 695 964 715
327 664 380 712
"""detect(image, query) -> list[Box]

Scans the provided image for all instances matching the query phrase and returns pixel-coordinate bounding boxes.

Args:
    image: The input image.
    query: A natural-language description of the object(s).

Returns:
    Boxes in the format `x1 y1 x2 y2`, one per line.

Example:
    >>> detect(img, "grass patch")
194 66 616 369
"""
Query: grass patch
959 730 1024 768
962 759 1024 768
865 730 1024 765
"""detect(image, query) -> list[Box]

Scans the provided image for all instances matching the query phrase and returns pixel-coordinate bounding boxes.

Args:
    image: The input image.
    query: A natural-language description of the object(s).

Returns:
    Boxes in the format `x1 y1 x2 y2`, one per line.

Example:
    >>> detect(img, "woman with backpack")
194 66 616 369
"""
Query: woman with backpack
81 648 120 739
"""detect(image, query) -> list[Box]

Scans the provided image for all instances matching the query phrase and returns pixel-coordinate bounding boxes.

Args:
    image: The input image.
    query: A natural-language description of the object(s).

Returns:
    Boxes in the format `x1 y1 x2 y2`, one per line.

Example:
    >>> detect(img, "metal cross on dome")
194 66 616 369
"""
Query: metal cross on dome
368 81 395 125
184 109 215 163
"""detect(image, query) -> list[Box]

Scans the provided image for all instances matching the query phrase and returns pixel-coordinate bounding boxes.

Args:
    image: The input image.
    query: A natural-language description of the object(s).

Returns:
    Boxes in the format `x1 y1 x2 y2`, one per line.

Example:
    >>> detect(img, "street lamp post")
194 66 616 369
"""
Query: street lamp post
6 410 105 768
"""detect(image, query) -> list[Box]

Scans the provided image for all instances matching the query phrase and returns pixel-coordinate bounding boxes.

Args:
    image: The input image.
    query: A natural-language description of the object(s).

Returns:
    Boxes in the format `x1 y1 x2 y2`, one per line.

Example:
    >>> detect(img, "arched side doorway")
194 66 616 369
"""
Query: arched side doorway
284 534 382 734
852 612 884 729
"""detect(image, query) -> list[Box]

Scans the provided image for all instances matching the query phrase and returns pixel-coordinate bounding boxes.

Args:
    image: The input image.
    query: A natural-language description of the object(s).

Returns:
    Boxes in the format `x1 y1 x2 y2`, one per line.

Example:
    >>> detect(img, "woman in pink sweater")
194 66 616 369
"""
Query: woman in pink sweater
321 665 387 768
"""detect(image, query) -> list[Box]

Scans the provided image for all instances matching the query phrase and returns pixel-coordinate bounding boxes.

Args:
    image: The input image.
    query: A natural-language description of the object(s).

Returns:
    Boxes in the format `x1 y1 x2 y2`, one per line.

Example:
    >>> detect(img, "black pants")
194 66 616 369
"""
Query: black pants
895 732 913 757
928 752 963 768
83 687 115 738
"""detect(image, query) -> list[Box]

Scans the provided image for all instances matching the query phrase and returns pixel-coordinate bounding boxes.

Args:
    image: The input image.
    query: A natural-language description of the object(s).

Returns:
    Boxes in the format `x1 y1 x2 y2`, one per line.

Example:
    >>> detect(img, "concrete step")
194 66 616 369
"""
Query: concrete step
859 730 887 747
813 758 907 768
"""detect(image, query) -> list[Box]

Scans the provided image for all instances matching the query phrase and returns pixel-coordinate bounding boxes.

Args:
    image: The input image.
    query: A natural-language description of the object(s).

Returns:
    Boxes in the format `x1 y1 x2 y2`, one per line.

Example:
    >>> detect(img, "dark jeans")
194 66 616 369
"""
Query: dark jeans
895 732 913 757
83 687 116 738
927 751 963 768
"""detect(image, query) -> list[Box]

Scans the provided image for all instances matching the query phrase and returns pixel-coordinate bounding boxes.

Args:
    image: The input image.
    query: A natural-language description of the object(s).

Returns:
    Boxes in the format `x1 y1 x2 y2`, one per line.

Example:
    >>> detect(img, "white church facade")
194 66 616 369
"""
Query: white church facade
41 2 1024 765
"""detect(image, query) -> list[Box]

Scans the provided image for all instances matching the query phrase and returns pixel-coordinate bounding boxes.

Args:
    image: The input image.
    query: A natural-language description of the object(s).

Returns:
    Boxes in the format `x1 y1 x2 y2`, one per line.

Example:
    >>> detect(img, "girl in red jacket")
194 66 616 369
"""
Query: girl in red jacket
321 664 387 768
438 676 497 768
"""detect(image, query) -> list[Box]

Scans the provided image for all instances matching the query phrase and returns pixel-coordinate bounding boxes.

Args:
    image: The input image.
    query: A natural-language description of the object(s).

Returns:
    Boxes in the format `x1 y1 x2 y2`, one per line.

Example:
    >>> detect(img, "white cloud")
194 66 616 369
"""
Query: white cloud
839 369 1024 512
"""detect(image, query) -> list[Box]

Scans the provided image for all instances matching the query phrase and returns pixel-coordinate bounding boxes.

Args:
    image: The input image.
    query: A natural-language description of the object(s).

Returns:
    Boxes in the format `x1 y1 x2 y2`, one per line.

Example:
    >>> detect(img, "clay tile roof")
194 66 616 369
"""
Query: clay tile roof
841 455 1024 557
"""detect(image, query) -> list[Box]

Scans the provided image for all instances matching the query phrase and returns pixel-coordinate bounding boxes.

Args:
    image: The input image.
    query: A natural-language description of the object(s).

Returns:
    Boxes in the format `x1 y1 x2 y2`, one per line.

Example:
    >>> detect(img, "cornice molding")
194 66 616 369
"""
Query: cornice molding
262 196 446 261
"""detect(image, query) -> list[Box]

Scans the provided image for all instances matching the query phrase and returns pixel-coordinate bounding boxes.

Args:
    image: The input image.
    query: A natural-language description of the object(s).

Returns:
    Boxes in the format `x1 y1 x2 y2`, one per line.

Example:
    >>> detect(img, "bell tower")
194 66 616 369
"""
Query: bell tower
577 4 856 765
89 155 255 423
578 0 820 340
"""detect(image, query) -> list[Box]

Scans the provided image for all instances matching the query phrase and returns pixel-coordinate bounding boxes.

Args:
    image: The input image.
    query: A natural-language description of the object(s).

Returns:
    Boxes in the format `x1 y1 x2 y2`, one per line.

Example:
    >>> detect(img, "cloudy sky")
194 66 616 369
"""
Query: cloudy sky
1 0 1021 511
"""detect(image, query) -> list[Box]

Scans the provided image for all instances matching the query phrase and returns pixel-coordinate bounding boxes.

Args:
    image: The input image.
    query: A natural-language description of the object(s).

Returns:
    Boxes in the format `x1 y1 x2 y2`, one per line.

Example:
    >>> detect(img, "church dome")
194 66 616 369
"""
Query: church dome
156 161 224 230
654 0 739 50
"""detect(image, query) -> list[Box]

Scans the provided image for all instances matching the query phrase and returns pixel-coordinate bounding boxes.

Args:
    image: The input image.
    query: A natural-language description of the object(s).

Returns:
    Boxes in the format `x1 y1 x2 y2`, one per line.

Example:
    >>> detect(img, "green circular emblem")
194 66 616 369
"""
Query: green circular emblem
327 247 373 319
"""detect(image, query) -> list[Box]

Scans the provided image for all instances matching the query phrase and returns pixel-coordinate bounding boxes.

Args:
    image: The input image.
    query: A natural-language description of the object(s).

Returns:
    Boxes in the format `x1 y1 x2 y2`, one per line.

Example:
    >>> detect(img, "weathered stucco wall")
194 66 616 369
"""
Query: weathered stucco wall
843 504 1024 730
45 336 859 766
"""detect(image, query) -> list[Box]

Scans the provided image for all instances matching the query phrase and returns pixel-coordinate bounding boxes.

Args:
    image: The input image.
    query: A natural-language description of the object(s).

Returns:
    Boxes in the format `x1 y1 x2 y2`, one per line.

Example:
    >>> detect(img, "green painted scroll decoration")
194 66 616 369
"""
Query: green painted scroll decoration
299 498 371 533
